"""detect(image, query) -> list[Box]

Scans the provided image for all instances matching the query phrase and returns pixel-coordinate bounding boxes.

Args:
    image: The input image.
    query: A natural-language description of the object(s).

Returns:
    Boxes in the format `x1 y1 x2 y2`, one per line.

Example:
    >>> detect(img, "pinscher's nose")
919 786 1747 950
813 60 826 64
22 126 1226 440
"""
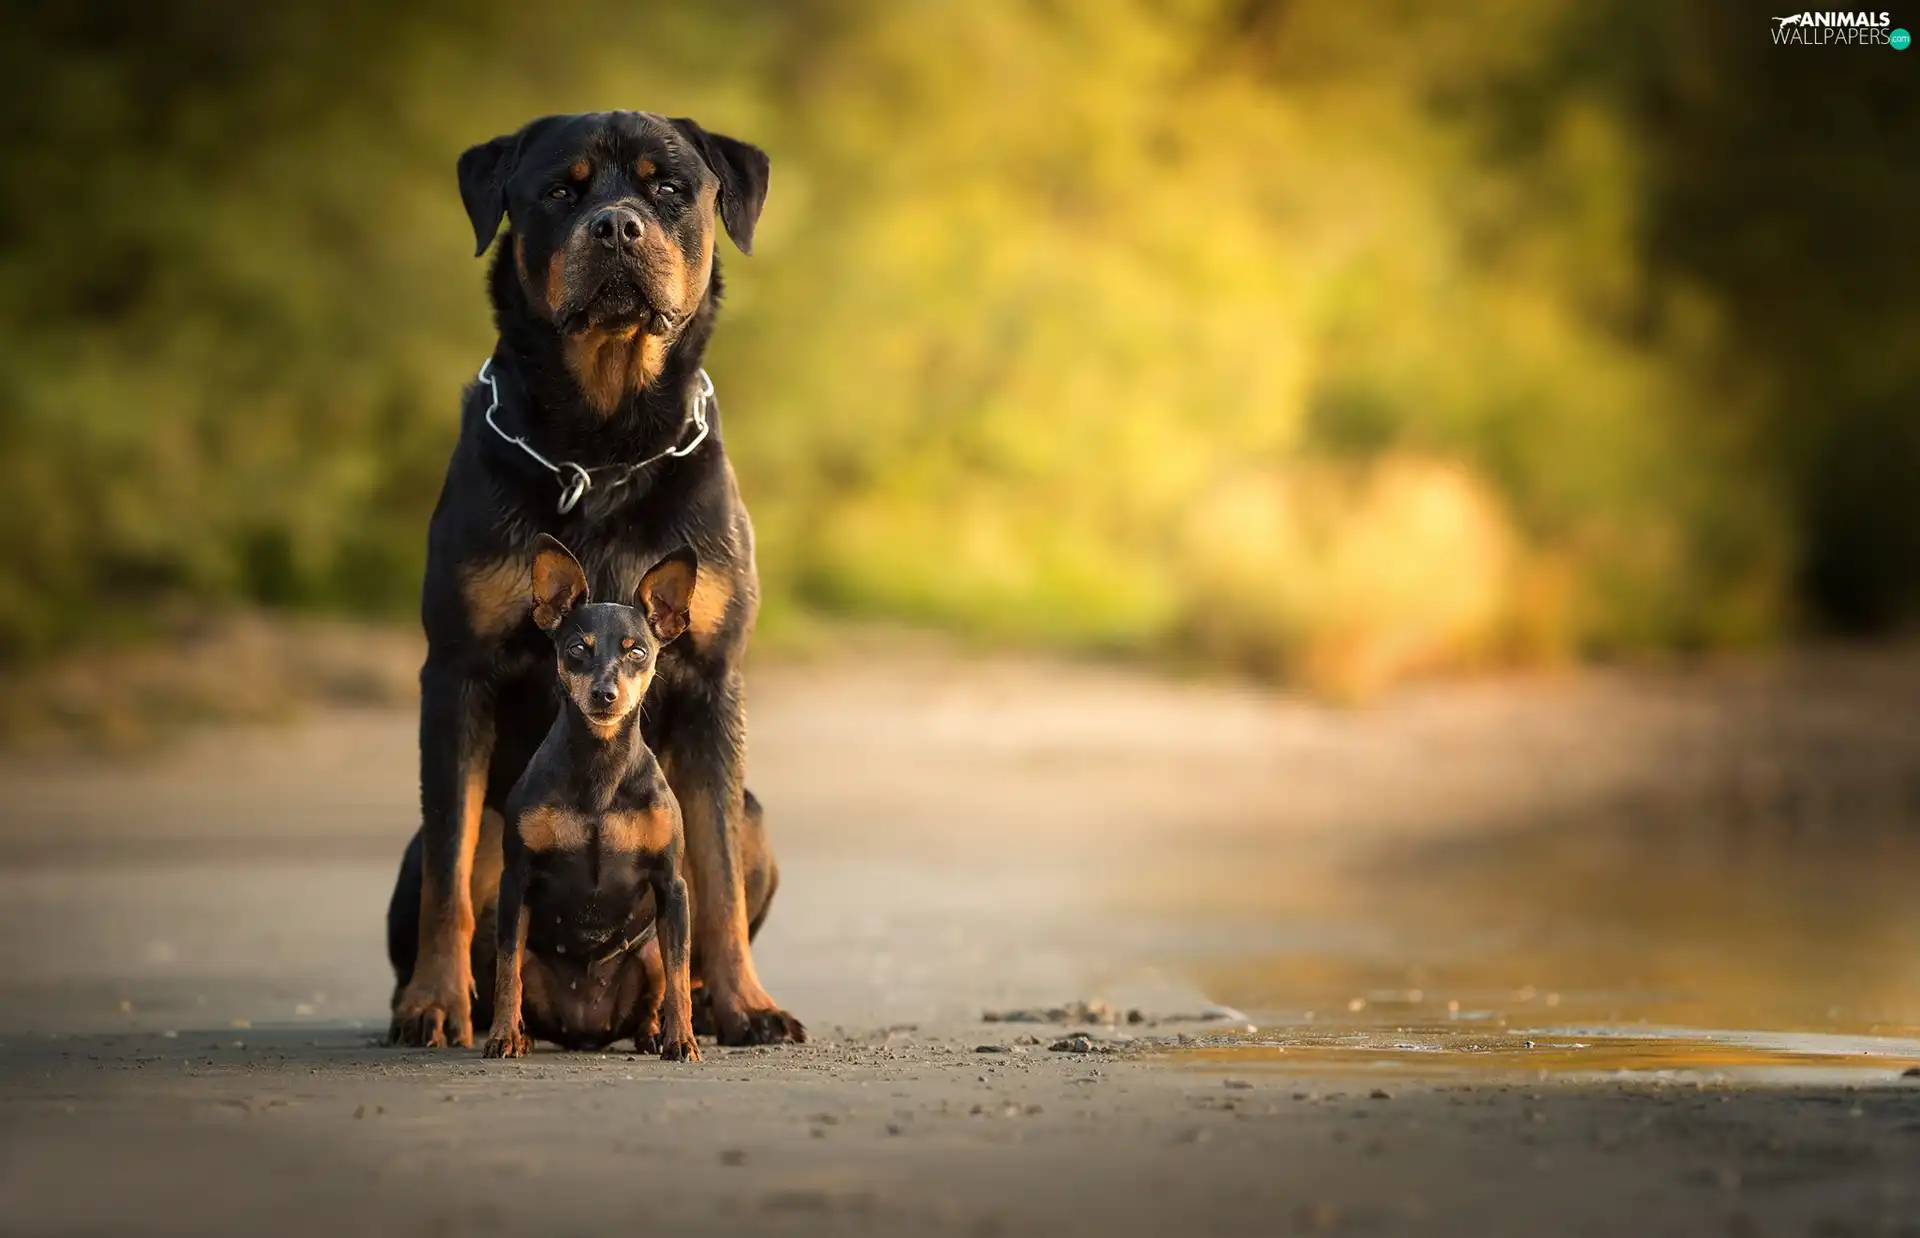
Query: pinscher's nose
590 682 620 708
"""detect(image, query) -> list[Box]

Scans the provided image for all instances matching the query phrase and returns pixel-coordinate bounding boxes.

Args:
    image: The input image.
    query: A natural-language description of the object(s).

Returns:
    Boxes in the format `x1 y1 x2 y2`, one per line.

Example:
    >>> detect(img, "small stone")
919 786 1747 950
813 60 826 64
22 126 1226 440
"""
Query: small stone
353 1104 366 1119
974 1045 1009 1054
1902 1066 1920 1078
1050 1034 1096 1054
1126 1009 1145 1024
1224 1079 1254 1090
720 1148 747 1166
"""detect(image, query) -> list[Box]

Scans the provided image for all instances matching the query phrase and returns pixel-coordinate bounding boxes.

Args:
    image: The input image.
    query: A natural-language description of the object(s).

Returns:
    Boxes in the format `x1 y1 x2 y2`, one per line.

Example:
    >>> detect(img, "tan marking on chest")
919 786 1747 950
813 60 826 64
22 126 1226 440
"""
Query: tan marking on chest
563 327 669 416
461 558 530 640
688 570 735 643
518 802 675 855
601 803 677 855
518 805 591 852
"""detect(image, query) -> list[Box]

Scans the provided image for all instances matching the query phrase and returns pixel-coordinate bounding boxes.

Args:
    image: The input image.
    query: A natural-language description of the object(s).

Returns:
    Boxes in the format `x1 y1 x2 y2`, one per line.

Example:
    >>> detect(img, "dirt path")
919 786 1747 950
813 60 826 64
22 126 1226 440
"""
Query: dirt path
3 645 1919 1236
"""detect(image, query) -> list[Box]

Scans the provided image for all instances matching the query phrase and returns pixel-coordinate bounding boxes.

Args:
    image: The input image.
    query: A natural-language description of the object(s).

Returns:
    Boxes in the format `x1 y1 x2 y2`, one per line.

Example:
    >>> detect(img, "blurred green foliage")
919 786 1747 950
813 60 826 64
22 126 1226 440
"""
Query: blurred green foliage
2 0 1914 691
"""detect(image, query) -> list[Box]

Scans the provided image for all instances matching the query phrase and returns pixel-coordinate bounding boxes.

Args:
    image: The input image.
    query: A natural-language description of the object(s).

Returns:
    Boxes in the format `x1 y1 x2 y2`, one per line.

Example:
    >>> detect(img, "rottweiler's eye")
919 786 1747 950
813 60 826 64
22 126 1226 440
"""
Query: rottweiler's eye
654 183 682 201
548 184 574 202
625 645 648 661
565 643 588 663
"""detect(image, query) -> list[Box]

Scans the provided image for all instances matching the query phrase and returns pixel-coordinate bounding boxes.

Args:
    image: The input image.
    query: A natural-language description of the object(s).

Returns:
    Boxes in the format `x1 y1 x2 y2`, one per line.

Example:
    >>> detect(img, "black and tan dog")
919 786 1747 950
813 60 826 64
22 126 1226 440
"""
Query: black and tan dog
482 535 699 1062
386 110 802 1048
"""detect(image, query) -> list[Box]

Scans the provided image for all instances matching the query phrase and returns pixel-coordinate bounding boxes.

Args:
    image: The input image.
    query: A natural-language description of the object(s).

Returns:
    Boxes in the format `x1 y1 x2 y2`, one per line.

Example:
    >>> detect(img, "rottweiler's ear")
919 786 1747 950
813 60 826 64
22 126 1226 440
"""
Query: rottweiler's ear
636 547 698 644
670 118 770 255
531 534 590 632
457 132 521 258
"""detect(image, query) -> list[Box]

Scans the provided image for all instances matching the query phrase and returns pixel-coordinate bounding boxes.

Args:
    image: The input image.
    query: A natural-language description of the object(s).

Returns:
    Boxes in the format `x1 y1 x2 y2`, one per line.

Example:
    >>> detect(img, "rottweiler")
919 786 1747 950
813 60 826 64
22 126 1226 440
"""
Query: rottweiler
385 110 802 1048
483 535 700 1062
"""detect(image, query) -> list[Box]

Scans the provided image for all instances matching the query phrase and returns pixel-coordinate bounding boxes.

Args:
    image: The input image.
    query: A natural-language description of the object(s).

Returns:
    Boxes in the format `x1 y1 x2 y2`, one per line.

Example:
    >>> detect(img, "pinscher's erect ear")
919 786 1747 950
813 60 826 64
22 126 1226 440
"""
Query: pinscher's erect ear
635 547 698 644
531 534 590 632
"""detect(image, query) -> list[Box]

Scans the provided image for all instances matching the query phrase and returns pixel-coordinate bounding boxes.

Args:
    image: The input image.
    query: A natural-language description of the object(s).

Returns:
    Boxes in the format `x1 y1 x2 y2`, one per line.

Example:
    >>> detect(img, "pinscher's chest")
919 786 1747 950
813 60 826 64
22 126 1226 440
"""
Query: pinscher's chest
514 801 676 957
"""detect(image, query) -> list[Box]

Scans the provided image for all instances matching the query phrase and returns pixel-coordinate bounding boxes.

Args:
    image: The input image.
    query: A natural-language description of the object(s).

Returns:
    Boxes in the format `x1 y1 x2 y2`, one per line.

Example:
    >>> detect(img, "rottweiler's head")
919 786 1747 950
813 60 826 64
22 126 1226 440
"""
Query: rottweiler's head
458 111 769 412
529 534 697 737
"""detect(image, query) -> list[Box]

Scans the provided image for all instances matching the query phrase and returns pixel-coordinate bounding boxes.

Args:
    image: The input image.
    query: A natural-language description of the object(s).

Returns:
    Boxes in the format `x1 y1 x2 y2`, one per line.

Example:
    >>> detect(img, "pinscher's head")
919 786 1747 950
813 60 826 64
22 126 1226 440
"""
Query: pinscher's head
529 534 697 737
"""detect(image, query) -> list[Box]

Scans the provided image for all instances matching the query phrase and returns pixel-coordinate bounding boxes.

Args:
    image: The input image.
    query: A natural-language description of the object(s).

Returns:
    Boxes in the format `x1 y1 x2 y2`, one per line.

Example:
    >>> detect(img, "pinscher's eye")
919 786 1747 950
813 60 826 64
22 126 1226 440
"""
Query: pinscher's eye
548 184 574 202
565 642 588 665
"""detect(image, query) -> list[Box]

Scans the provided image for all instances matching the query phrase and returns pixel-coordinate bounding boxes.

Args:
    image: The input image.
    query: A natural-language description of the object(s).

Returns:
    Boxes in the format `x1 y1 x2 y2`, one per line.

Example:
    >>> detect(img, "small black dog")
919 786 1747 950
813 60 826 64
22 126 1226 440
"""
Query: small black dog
483 534 700 1061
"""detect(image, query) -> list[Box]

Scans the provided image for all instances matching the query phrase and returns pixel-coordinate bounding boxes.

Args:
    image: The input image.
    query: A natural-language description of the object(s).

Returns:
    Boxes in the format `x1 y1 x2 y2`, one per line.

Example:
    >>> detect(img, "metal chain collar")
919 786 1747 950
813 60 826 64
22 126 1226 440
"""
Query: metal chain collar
478 356 713 515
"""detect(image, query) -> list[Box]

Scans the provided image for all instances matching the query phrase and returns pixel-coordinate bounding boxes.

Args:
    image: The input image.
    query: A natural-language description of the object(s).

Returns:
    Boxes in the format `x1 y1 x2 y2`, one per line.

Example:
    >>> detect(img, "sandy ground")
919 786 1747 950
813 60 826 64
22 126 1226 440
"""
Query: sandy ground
3 644 1919 1236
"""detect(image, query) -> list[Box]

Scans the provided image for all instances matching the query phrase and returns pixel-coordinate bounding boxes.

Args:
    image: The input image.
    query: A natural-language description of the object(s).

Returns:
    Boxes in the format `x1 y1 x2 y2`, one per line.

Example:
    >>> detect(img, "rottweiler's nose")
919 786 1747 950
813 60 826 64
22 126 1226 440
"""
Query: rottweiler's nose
590 682 620 708
588 206 644 251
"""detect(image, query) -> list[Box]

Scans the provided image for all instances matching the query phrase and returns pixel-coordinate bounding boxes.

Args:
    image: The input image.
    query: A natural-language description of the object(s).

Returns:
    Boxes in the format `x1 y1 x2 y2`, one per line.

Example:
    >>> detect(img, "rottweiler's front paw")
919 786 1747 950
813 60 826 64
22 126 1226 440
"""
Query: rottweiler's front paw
633 1030 662 1055
390 965 474 1049
482 1025 531 1059
714 1001 806 1047
659 1027 701 1062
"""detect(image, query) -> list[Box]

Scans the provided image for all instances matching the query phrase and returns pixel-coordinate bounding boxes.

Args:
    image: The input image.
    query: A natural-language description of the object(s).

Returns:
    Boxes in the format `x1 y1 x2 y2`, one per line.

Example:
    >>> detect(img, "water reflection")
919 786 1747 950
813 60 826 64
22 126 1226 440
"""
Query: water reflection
1175 1027 1920 1083
1134 795 1920 1077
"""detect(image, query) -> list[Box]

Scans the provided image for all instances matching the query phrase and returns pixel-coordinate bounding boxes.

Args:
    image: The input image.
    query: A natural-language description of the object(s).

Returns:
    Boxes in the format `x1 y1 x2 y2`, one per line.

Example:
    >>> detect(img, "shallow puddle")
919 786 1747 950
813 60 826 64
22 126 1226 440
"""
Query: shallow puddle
1130 806 1920 1083
1172 1025 1920 1084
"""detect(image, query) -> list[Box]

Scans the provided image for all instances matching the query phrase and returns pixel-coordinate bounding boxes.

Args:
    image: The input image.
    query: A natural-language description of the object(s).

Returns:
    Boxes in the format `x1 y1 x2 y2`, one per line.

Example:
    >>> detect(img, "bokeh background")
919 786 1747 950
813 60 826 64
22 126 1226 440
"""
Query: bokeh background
2 0 1915 696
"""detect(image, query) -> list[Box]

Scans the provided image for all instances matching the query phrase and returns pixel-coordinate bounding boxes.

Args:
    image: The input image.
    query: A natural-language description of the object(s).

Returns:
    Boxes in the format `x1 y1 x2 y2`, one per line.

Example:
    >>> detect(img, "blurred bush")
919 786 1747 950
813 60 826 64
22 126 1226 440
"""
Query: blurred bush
1 0 1913 690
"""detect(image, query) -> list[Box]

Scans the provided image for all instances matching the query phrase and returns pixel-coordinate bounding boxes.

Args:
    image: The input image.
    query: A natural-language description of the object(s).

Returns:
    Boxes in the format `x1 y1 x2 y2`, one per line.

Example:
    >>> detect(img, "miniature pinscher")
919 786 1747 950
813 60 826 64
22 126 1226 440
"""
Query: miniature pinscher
483 533 700 1061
